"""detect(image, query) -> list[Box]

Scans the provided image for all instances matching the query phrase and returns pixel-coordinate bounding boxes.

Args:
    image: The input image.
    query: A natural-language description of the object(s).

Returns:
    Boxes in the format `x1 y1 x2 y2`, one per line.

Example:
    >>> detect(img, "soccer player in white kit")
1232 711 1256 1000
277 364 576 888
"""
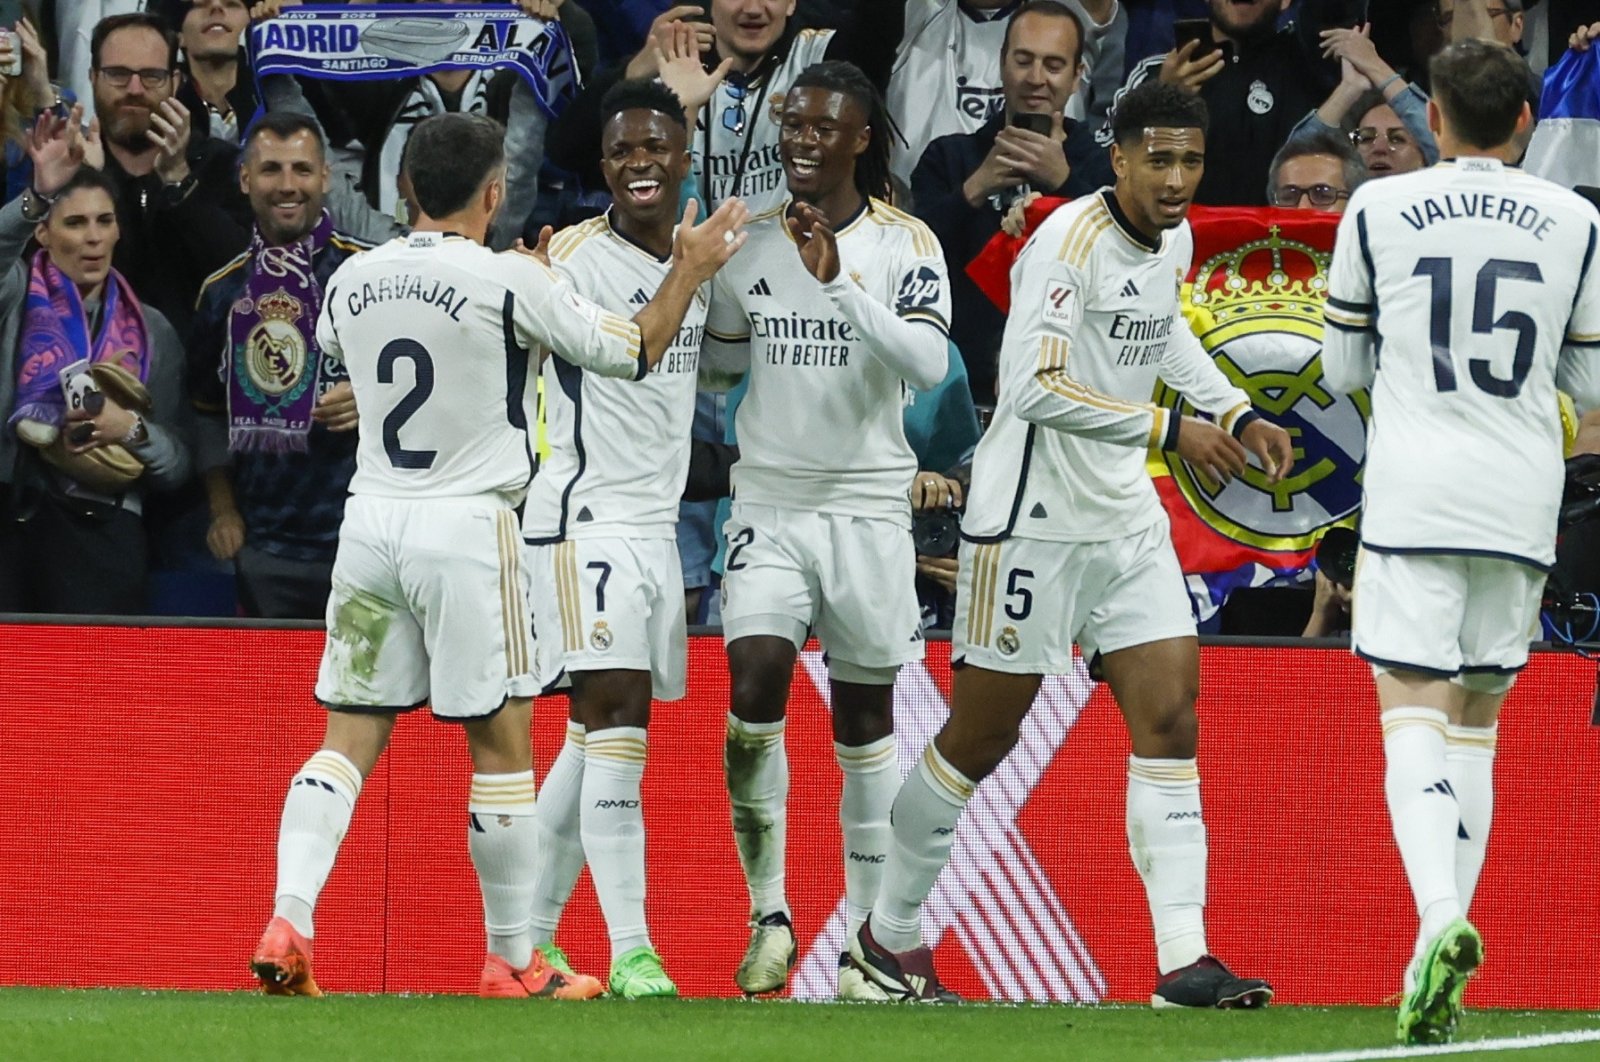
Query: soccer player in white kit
848 82 1292 1006
522 79 728 1000
249 113 749 1000
700 61 951 998
1321 40 1600 1045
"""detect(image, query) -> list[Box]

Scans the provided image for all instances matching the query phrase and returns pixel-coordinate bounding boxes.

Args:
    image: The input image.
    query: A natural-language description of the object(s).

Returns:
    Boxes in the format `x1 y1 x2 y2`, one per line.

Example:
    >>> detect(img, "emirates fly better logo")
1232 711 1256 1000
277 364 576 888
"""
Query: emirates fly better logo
789 653 1107 1002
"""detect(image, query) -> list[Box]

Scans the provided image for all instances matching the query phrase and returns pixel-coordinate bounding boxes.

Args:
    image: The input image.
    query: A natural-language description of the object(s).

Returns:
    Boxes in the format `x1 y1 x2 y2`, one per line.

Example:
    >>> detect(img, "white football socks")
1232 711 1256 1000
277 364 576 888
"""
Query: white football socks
725 714 790 920
1445 722 1497 912
1382 707 1463 947
273 749 362 939
1126 756 1208 974
581 727 652 957
529 722 587 948
869 743 974 953
835 736 897 936
467 771 538 970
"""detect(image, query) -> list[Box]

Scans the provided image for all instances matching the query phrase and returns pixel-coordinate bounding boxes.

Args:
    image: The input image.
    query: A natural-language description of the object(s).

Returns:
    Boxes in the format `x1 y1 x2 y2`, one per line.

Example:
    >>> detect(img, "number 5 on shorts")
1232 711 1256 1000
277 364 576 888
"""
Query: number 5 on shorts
1005 568 1034 620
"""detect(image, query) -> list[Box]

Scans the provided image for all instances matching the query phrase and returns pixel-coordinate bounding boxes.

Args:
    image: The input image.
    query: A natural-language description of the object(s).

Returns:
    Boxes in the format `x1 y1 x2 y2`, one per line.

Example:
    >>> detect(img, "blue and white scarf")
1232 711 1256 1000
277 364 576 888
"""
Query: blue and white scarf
249 3 578 120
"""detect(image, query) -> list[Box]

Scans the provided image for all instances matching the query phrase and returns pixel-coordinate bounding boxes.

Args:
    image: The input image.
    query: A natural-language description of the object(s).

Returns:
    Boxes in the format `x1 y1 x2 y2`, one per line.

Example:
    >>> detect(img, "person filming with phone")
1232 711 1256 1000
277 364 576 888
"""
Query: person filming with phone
0 107 192 615
910 0 1110 405
1102 0 1367 206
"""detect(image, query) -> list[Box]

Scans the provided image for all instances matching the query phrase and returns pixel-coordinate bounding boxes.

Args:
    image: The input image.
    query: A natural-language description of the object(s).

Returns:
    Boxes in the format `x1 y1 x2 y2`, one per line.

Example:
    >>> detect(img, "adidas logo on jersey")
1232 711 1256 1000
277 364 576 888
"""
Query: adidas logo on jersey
748 278 773 296
629 288 649 306
1120 279 1140 298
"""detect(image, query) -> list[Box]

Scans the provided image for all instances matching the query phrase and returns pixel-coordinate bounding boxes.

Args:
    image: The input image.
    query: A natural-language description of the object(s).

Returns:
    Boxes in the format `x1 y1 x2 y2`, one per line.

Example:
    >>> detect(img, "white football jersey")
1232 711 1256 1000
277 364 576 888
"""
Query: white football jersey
318 231 646 503
963 190 1255 543
1324 157 1600 569
704 198 952 524
696 29 833 212
523 214 707 542
887 3 1010 191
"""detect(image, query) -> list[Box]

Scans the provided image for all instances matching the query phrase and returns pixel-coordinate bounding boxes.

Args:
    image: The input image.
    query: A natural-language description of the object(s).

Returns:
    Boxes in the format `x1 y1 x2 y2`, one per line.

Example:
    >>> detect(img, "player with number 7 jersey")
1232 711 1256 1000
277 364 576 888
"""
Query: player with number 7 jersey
250 114 747 1005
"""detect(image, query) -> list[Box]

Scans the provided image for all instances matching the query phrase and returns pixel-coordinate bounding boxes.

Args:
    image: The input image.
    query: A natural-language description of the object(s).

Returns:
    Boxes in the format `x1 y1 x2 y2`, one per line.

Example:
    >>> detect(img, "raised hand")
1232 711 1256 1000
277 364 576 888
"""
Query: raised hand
626 5 715 79
673 196 750 285
1158 39 1225 95
149 99 193 185
1321 24 1394 90
249 1 303 20
26 103 87 196
511 225 555 267
655 19 734 113
784 201 839 283
81 115 104 171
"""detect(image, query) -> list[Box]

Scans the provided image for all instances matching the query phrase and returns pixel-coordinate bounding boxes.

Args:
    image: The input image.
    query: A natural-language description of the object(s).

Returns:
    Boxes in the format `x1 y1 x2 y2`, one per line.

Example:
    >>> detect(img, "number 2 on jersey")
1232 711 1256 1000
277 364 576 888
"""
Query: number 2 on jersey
1412 257 1542 398
378 338 438 469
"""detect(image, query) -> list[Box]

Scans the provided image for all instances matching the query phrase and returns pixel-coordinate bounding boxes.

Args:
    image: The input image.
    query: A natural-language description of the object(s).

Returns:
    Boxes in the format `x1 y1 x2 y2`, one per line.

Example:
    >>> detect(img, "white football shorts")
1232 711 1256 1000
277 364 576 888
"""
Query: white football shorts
955 520 1196 674
314 495 535 720
529 536 687 701
720 501 924 670
1352 548 1546 677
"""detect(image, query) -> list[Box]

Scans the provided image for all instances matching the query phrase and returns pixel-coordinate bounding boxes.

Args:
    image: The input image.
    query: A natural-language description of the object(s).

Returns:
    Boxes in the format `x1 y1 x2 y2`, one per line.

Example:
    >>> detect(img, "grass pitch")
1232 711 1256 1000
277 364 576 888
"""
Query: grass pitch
3 989 1599 1061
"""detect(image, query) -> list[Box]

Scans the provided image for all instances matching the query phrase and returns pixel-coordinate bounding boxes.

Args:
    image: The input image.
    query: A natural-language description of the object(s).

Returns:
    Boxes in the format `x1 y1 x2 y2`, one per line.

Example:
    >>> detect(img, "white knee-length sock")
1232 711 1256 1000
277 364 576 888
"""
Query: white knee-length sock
1127 756 1208 974
529 722 586 948
725 714 790 920
835 736 897 937
273 749 363 938
869 743 975 953
468 771 538 970
1382 707 1462 946
581 727 652 957
1445 723 1496 912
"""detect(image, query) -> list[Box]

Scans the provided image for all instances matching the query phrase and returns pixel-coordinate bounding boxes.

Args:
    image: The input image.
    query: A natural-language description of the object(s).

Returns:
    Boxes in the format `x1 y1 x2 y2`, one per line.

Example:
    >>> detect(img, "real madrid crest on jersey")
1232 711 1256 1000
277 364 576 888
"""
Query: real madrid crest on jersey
244 289 310 399
1247 80 1274 115
590 620 613 651
1152 218 1365 555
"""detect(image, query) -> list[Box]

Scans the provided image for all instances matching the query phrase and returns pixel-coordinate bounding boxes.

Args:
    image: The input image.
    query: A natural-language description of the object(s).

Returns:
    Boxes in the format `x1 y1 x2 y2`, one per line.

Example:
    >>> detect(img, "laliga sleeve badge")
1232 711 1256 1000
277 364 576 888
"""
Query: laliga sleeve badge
590 621 614 652
996 626 1021 657
1042 278 1079 328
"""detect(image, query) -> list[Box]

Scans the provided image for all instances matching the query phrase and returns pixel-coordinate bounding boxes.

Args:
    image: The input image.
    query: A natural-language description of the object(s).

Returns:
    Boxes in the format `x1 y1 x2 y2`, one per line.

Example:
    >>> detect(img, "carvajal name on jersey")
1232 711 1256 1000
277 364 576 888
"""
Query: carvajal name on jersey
345 273 467 320
1400 193 1558 241
1109 311 1174 367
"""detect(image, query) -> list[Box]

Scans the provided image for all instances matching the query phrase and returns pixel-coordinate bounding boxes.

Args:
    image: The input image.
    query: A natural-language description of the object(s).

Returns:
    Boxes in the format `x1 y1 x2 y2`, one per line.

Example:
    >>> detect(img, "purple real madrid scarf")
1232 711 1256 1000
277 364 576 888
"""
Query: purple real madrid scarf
9 251 149 430
226 210 335 453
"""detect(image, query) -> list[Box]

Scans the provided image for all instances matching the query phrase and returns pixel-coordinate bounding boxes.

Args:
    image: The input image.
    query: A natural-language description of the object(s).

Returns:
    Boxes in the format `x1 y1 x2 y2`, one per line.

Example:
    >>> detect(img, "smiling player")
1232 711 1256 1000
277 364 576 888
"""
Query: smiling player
700 60 951 998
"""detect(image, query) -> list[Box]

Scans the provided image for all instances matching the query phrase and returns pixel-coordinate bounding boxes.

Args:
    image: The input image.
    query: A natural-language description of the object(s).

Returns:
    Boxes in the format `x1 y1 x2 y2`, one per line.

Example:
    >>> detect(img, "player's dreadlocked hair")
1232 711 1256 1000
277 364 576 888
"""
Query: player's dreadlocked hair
600 77 689 131
788 60 893 204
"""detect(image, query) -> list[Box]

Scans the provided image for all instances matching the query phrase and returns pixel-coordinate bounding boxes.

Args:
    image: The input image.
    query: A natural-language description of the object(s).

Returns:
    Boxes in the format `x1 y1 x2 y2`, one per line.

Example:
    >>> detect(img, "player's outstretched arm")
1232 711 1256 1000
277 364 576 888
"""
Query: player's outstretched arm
633 198 750 370
1238 418 1293 483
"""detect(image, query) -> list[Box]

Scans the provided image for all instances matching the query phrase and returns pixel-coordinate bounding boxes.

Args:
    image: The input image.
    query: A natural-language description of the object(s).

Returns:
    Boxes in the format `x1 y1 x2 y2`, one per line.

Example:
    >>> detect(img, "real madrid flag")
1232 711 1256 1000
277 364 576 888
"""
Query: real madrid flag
968 200 1355 625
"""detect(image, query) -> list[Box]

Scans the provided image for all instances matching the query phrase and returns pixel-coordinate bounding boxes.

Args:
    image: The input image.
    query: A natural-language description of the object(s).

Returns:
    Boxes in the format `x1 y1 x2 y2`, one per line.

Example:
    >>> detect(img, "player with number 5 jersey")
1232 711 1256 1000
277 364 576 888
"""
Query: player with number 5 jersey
250 113 749 1005
1322 40 1600 1046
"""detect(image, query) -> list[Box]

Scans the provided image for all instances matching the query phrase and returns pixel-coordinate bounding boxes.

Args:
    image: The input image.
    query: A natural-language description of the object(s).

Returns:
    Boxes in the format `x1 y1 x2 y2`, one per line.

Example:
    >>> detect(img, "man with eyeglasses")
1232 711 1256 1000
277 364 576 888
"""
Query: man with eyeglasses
86 12 252 336
1268 128 1366 212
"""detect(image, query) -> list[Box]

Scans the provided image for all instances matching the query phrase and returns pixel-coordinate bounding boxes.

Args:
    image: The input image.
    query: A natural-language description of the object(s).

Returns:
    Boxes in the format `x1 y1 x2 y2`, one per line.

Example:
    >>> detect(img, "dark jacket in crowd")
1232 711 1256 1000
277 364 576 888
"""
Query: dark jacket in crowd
177 50 259 145
913 114 1112 404
1108 0 1363 206
103 134 254 338
188 232 368 564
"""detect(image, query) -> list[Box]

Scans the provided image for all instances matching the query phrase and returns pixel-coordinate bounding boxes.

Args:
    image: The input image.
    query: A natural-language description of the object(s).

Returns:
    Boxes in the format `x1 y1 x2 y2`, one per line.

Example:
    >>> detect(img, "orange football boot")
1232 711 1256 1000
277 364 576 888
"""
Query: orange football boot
479 949 604 999
251 916 324 997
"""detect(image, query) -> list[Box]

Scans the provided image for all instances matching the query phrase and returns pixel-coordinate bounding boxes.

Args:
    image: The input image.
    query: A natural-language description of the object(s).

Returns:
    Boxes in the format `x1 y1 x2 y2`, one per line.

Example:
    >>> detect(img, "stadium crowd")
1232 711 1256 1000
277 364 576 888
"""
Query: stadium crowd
0 0 1594 628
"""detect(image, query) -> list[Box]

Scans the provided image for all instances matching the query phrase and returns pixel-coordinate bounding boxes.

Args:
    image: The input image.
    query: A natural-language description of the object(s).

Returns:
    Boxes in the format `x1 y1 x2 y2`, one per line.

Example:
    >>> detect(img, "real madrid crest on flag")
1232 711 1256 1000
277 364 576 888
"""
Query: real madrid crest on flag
1149 206 1362 622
